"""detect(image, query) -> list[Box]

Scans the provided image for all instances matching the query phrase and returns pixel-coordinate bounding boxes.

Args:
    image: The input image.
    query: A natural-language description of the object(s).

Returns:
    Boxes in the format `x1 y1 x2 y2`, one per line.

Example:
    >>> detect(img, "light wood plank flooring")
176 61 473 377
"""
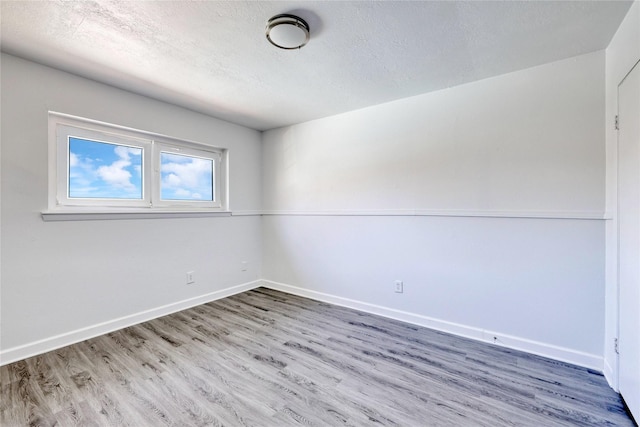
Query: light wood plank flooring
0 288 636 426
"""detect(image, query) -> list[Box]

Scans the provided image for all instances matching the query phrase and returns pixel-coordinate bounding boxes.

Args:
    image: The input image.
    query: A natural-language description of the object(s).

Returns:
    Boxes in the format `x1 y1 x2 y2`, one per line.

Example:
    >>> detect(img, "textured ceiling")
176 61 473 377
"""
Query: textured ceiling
0 1 633 131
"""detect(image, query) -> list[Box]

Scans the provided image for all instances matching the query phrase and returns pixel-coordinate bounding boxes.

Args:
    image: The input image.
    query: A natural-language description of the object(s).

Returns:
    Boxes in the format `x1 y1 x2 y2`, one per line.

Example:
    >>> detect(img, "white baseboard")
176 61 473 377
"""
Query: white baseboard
261 280 604 372
1 279 604 373
0 280 262 366
603 357 618 391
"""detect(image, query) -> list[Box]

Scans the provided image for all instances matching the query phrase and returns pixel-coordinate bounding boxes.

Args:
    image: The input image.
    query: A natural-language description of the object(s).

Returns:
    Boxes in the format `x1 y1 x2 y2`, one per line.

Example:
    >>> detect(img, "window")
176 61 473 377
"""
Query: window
153 143 221 207
69 138 144 200
160 152 213 201
49 113 226 213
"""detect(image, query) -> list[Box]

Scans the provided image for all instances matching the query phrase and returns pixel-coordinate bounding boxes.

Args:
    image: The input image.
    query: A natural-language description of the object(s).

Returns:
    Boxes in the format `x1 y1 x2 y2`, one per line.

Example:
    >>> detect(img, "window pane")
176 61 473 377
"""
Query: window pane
160 152 214 201
68 137 143 199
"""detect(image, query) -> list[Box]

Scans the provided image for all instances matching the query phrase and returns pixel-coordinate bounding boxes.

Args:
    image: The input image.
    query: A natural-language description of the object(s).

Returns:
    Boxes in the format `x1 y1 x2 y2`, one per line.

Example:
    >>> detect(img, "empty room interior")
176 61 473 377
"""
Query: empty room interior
1 1 639 426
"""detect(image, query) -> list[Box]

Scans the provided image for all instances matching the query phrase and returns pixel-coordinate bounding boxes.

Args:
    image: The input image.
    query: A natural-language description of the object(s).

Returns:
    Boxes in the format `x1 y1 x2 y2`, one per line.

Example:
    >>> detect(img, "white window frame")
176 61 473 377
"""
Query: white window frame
55 123 152 208
48 112 227 215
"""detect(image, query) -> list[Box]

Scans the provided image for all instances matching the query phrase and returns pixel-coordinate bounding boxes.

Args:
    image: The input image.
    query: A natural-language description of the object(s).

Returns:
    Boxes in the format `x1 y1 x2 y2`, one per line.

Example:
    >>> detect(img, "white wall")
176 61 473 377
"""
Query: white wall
262 51 607 368
0 54 263 363
0 45 614 372
604 1 640 389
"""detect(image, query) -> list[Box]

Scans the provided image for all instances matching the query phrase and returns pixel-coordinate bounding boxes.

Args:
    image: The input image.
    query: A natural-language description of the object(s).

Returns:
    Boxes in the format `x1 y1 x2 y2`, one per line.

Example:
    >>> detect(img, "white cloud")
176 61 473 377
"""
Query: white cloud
69 152 79 167
114 145 141 161
164 173 181 187
93 145 143 191
97 160 134 189
161 157 211 189
69 152 97 186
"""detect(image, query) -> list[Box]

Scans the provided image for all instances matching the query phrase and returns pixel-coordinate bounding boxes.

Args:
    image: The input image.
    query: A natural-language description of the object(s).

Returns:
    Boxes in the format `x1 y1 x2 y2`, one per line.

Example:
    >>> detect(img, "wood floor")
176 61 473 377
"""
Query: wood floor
0 287 635 426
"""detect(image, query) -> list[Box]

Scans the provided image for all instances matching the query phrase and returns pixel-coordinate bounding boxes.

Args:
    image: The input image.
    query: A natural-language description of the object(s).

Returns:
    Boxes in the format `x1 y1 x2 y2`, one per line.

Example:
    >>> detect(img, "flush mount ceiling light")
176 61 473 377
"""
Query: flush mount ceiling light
265 14 310 50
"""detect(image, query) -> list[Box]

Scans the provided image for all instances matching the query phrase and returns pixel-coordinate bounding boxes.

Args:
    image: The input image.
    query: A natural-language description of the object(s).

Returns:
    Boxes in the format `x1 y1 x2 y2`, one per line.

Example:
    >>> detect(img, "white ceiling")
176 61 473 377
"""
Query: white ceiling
0 1 633 131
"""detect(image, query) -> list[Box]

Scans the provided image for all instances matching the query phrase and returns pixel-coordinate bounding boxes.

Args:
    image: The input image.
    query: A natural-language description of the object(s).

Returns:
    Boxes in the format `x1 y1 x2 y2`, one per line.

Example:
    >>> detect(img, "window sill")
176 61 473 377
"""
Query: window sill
41 209 233 222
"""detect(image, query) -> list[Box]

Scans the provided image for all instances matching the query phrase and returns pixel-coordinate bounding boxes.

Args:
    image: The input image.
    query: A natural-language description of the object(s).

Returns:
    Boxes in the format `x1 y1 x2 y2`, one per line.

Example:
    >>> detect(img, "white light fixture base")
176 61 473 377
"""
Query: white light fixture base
266 14 310 50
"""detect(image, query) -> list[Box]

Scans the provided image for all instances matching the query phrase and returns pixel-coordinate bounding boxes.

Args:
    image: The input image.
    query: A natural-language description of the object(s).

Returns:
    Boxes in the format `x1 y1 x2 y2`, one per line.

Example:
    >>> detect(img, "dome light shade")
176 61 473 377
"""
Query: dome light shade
266 14 310 50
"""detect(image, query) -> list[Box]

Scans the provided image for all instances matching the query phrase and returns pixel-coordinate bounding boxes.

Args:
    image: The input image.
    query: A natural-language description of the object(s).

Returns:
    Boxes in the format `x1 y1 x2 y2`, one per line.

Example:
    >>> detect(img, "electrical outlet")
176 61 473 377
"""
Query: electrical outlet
395 280 403 293
186 271 195 284
241 261 248 272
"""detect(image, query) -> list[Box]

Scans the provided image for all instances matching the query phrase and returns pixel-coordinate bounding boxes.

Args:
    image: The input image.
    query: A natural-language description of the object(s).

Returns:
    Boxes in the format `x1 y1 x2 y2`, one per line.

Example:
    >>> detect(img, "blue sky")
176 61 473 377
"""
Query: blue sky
68 138 213 201
69 137 142 199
